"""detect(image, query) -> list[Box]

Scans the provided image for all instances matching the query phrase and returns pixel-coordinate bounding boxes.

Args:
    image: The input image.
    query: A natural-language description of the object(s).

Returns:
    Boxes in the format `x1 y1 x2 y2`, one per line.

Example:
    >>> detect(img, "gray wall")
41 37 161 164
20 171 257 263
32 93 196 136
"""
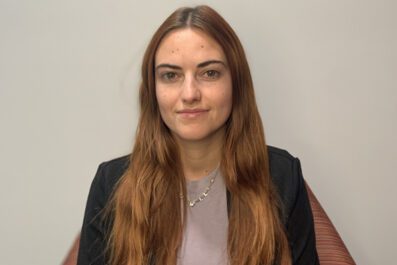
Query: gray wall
1 0 396 264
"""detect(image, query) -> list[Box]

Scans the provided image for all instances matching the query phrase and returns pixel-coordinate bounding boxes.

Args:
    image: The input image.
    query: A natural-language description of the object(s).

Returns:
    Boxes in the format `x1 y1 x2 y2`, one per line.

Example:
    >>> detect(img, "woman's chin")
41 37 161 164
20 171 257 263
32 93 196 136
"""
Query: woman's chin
172 127 225 144
173 132 210 143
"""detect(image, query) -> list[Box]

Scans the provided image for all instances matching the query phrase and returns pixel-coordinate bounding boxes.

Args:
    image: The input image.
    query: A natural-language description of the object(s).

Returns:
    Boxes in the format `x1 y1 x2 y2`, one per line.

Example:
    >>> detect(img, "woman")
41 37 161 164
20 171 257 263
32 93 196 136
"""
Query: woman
77 5 319 265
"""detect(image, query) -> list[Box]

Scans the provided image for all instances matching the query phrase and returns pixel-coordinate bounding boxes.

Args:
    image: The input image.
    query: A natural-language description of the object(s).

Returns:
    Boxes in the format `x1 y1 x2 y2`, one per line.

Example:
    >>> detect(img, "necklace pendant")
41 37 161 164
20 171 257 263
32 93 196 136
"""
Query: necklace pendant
186 166 219 207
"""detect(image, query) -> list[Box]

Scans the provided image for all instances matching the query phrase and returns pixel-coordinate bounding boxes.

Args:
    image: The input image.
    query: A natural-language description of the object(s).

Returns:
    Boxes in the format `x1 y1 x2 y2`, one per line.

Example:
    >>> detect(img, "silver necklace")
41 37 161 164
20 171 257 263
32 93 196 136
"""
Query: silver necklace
182 167 219 207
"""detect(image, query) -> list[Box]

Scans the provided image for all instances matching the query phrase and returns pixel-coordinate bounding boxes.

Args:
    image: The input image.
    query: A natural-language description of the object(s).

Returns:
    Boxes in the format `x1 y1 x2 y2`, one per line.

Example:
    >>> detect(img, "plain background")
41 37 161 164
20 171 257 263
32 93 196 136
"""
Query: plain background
0 0 396 264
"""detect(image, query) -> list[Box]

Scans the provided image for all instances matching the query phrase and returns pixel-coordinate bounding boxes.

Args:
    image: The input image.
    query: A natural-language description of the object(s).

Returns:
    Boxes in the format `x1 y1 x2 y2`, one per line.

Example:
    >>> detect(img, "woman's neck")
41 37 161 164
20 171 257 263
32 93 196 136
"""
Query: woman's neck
176 132 223 181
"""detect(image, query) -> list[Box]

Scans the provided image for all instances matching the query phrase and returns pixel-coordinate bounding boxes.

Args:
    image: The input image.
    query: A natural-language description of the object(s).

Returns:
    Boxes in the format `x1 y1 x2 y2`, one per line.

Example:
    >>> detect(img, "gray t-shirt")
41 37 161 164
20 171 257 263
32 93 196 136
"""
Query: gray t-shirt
177 167 229 265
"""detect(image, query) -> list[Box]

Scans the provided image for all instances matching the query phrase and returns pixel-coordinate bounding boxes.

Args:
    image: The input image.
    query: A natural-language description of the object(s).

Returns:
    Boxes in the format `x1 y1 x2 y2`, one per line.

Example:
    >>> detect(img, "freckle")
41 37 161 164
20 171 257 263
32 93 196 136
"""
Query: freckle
171 50 174 53
201 45 204 48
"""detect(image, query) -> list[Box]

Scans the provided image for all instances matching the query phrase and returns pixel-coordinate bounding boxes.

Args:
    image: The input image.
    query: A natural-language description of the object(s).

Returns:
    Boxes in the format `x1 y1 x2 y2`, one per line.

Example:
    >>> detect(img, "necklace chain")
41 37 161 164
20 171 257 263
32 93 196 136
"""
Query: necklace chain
181 167 219 207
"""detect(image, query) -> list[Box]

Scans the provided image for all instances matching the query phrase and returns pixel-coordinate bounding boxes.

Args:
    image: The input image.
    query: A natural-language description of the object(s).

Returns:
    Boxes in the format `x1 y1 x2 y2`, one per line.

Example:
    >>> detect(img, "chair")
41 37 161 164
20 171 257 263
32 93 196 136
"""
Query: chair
305 183 356 265
62 183 356 265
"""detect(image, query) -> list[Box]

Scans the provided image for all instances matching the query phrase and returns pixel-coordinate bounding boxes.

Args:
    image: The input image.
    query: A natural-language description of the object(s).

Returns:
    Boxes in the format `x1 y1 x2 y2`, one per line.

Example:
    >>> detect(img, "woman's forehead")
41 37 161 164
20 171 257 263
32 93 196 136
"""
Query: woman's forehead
155 28 226 66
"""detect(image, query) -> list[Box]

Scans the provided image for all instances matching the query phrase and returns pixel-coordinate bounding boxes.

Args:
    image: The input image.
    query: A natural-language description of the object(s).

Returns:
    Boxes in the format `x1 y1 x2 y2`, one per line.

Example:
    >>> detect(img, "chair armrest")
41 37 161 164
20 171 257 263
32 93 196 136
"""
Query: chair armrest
61 234 80 265
305 182 356 265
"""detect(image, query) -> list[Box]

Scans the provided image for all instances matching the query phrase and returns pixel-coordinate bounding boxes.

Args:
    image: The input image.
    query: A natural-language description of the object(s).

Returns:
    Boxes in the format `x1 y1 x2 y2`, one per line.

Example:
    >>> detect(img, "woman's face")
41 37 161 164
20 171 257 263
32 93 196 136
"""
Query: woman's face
154 28 233 143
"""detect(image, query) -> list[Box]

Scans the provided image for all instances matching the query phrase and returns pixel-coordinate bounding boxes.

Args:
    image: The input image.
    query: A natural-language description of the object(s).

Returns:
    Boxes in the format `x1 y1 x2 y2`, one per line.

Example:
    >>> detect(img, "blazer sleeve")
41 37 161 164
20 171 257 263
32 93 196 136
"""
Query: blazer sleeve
77 163 108 265
287 158 319 265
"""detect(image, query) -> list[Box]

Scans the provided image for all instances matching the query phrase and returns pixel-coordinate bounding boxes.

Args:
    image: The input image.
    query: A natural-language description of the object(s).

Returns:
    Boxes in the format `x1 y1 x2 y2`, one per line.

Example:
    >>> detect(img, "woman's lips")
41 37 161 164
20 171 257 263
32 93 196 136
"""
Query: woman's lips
176 109 209 118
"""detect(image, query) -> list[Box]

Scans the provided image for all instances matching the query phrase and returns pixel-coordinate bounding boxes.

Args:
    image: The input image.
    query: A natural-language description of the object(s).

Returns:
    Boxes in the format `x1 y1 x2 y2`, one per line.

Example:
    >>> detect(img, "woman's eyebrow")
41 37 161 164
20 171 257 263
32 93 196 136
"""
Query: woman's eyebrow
156 60 226 71
155 64 182 71
197 60 226 68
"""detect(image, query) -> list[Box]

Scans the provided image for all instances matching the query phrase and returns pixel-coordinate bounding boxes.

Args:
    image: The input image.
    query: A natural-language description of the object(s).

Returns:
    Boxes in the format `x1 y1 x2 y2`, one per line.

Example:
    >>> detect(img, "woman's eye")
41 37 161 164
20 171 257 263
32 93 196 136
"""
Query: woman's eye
203 70 220 79
161 72 178 81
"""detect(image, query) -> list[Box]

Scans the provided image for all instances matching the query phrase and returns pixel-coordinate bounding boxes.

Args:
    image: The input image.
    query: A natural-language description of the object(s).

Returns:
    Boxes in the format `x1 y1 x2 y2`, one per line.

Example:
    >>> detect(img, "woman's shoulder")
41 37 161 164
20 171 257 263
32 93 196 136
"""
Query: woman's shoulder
78 155 130 264
98 155 130 179
267 145 300 181
268 145 296 163
267 145 305 222
267 145 301 179
92 154 130 198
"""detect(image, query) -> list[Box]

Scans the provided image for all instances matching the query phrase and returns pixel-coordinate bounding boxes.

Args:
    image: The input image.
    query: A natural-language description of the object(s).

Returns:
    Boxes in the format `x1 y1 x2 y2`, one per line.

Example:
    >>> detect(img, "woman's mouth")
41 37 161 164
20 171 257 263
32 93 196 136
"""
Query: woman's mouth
176 108 209 118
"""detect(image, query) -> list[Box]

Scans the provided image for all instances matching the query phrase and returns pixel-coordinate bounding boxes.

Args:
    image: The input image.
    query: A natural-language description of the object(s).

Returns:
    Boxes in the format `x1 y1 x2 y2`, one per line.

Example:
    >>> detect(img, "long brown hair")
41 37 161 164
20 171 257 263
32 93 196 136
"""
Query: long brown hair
107 5 291 265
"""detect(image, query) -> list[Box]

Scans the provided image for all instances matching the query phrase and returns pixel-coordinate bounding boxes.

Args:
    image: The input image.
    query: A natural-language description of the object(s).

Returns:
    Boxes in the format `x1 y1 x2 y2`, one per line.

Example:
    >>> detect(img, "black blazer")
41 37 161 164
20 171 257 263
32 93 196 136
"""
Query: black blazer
77 146 319 265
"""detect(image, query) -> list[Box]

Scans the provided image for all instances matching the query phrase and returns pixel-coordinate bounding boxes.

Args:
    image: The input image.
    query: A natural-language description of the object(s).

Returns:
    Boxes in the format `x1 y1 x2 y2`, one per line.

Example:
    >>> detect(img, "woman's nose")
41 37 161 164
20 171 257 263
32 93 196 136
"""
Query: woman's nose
181 75 201 103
